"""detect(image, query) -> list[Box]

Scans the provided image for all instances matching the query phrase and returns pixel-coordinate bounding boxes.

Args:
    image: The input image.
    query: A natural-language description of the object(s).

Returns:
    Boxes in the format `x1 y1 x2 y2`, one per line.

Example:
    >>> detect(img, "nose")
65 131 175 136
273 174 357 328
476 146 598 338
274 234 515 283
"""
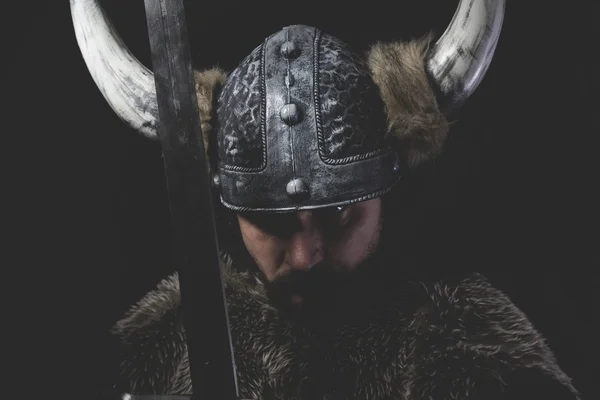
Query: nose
284 211 324 272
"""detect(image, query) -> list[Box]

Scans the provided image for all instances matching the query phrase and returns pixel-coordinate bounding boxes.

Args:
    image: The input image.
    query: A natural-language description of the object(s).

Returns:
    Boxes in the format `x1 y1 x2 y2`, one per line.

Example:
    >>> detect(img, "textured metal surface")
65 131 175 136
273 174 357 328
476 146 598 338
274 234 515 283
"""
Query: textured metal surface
216 25 400 212
279 103 302 125
286 177 309 200
426 0 506 110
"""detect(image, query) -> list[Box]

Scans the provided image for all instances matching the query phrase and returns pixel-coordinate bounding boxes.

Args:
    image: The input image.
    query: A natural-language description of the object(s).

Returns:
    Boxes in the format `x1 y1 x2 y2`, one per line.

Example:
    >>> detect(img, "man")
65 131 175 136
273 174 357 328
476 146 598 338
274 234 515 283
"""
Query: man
72 0 582 398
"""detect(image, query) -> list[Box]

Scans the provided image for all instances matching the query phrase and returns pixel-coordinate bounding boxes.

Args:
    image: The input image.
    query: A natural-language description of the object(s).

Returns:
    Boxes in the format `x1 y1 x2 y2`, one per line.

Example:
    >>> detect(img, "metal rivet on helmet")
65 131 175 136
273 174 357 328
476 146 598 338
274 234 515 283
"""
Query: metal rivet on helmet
212 173 221 188
279 103 302 125
280 41 300 58
286 178 309 201
392 154 401 174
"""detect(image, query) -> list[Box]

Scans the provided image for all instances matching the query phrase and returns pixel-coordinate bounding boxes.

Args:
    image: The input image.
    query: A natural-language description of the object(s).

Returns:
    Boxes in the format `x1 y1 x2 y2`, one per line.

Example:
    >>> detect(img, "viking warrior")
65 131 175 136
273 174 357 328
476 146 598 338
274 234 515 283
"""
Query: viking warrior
72 0 581 398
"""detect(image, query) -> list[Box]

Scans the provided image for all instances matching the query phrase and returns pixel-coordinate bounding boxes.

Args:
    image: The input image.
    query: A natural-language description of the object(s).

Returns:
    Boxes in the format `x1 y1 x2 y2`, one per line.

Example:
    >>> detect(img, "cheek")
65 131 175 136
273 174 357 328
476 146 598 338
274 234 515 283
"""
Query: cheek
327 211 381 269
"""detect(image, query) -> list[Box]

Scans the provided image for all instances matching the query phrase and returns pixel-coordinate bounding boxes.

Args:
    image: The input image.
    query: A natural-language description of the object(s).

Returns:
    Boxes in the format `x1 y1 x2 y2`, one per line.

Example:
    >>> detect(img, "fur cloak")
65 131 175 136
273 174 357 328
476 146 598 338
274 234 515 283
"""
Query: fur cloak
110 254 581 400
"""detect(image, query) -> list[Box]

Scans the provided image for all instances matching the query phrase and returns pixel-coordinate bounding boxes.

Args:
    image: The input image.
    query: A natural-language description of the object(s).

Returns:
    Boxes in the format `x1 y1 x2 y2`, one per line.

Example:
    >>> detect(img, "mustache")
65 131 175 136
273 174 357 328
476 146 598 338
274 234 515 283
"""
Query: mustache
264 263 341 308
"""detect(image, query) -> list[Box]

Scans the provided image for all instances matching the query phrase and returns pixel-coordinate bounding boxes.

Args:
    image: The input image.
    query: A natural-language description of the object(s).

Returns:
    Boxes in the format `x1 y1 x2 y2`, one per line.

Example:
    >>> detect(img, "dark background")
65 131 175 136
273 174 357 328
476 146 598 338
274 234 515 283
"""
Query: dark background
5 0 595 398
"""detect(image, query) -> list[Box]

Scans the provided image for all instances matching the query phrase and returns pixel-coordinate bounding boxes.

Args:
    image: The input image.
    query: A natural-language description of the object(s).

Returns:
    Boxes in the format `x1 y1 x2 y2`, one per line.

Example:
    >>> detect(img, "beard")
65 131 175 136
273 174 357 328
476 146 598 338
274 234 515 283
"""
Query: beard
265 263 339 319
220 199 415 322
262 248 388 324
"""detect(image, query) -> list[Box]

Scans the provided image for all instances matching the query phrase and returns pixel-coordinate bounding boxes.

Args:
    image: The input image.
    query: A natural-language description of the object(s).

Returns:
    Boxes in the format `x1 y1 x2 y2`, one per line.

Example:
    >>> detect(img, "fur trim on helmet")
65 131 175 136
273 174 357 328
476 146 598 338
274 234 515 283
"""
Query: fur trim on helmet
194 68 227 170
367 35 450 168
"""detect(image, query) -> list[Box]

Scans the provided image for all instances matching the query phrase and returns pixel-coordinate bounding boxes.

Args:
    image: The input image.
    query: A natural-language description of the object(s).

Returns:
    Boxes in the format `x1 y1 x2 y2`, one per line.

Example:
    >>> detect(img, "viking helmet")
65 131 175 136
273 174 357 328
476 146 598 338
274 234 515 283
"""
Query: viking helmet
70 0 505 211
214 25 400 211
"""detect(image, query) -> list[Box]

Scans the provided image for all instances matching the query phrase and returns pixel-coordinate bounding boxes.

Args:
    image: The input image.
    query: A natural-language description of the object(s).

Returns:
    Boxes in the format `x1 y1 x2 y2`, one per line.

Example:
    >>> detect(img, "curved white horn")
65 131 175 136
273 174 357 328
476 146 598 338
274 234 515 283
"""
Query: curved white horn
426 0 506 111
70 0 158 138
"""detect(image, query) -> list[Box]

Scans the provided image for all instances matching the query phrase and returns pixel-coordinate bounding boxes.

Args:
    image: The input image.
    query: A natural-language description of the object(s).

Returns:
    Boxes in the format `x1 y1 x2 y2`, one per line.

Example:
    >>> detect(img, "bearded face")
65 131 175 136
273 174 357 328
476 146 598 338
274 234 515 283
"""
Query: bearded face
233 199 383 317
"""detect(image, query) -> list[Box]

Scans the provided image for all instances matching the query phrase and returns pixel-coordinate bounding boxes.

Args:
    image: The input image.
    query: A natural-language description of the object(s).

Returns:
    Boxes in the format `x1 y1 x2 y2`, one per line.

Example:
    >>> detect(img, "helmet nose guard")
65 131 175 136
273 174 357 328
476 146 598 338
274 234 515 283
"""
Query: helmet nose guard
215 25 401 212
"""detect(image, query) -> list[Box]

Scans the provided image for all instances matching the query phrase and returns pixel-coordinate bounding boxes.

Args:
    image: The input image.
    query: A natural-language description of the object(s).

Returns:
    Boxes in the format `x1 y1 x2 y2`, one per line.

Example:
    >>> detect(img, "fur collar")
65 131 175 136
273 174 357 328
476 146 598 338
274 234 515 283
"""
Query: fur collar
111 255 580 399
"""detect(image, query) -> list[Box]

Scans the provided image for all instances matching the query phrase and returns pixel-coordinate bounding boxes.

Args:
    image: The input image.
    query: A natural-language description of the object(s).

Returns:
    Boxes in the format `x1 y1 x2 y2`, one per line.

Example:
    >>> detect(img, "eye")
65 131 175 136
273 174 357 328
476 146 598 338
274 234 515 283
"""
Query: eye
241 212 298 237
328 205 352 226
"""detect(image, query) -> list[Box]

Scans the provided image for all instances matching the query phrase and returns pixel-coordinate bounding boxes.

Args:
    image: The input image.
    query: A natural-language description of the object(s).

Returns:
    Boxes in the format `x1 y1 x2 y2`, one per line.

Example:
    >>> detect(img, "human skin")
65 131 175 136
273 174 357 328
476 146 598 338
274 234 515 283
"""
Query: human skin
237 198 383 305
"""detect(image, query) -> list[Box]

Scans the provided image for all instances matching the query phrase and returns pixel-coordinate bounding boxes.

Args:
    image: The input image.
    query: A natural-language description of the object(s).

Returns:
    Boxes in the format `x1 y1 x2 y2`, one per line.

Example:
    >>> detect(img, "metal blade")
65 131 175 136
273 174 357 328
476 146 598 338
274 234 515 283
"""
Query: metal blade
141 0 238 398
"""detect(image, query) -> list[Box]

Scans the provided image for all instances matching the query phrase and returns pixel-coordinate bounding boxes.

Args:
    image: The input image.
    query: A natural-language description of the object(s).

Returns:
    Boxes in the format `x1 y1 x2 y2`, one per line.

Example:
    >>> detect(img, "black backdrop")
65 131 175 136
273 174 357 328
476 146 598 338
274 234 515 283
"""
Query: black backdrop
4 0 595 398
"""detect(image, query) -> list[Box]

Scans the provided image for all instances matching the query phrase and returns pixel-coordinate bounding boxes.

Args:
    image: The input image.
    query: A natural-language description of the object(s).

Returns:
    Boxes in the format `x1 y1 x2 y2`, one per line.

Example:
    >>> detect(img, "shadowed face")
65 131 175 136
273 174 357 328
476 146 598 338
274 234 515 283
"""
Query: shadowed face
236 198 383 315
